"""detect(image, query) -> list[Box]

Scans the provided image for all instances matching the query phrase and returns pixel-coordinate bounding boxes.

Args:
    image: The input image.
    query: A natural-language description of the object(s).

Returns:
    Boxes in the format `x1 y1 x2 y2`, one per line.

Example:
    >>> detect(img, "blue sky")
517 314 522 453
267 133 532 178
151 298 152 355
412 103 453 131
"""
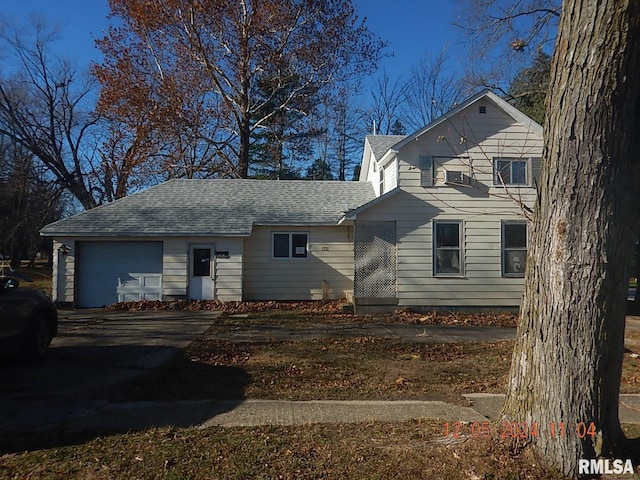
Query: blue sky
1 0 467 81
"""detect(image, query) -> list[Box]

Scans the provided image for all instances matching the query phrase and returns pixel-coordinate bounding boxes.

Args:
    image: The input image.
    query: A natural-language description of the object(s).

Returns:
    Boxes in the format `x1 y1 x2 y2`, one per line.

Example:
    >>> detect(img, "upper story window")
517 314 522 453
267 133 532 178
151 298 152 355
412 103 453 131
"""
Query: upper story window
502 222 527 277
273 232 308 259
494 158 528 186
379 166 385 194
434 221 463 276
419 155 433 187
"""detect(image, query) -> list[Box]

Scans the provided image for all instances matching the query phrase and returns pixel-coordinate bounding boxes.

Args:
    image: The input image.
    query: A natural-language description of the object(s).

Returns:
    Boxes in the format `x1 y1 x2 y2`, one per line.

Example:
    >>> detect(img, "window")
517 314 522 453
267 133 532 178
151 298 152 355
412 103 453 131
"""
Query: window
192 248 211 277
379 166 385 194
502 222 527 277
420 155 433 186
272 232 308 259
494 158 528 185
434 221 463 275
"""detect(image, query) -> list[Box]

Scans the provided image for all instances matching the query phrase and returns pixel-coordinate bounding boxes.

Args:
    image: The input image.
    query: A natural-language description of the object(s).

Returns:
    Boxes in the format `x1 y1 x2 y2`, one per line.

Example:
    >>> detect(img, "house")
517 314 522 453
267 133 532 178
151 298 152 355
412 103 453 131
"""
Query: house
349 90 542 312
41 90 542 310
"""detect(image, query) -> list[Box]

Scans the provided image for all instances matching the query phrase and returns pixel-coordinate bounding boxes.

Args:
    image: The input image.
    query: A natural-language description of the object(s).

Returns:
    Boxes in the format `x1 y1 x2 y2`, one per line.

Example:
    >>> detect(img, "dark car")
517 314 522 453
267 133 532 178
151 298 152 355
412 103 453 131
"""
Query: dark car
0 276 58 361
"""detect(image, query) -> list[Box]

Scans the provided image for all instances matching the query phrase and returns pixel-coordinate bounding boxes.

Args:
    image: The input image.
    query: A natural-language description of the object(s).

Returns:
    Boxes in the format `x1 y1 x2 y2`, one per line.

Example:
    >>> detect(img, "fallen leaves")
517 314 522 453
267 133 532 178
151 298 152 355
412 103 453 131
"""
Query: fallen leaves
104 300 519 327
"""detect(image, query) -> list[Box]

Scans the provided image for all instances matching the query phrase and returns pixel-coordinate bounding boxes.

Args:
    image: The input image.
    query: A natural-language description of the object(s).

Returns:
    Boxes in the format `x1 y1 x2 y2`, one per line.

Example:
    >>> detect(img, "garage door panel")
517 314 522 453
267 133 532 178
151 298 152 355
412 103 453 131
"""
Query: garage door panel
77 242 163 308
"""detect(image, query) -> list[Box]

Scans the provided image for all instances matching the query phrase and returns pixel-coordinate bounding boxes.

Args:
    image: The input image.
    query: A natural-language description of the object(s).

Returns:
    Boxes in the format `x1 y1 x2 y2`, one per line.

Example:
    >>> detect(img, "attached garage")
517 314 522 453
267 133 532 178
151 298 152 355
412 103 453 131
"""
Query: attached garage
76 241 163 308
41 179 376 307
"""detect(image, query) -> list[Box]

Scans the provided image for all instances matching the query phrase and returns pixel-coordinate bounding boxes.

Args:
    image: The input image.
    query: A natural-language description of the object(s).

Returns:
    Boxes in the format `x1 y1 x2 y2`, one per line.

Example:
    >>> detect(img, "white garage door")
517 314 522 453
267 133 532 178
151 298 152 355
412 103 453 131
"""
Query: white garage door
77 242 163 308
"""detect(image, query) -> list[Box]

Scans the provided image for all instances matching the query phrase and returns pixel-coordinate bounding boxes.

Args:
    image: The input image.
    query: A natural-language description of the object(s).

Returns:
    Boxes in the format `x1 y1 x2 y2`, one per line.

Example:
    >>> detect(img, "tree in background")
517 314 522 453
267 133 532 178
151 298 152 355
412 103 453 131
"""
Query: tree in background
0 135 65 266
502 1 640 476
97 0 385 179
305 158 334 180
507 50 551 125
364 71 406 135
365 52 466 137
249 73 319 179
401 51 467 132
93 14 229 189
455 0 560 94
0 21 100 210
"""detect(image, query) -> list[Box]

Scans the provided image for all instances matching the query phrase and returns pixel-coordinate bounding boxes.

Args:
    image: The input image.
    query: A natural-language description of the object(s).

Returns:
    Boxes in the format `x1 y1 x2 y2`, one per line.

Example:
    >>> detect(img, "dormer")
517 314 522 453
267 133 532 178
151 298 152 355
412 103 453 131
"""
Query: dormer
359 135 405 196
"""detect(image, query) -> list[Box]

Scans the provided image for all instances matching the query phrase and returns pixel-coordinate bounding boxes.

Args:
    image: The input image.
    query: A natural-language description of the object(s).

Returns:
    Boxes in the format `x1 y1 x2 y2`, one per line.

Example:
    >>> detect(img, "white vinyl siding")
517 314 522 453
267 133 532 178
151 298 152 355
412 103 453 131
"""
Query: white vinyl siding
52 238 76 303
397 102 541 193
355 97 541 308
244 225 354 301
163 237 243 301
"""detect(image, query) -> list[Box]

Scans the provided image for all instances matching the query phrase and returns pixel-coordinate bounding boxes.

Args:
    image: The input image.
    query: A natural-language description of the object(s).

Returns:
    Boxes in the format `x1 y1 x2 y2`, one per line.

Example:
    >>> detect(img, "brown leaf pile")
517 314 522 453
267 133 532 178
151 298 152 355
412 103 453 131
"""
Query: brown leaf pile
105 299 348 314
104 300 519 327
390 309 518 327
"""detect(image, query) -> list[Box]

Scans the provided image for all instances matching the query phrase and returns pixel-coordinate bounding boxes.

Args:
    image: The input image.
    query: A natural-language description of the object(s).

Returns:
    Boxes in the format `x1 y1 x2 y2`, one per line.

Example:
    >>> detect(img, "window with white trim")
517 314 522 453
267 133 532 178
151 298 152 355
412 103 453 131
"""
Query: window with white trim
434 221 463 276
420 155 433 187
502 222 527 277
379 166 385 194
494 158 528 186
273 232 308 259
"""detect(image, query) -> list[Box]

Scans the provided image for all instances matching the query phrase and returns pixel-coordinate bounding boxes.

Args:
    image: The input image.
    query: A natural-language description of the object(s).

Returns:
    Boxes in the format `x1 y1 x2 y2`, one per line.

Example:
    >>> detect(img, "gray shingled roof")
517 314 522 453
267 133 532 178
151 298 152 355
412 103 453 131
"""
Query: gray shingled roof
41 179 376 237
366 135 406 160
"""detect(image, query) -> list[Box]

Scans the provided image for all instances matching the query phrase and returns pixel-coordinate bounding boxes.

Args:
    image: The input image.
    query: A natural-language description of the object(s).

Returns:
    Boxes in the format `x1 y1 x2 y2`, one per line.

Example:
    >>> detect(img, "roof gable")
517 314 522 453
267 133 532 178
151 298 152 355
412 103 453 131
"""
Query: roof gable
393 90 543 151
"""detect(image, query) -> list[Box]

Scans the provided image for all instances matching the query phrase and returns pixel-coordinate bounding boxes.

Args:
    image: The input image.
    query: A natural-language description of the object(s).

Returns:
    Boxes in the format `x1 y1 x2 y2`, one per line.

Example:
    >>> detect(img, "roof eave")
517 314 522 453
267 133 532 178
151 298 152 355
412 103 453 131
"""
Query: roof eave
40 231 253 238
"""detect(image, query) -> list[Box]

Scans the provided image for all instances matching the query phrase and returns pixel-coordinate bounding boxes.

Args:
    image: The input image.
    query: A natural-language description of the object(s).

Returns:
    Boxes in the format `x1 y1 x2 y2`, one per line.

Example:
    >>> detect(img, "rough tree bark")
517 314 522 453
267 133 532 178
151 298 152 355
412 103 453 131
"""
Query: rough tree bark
502 0 640 477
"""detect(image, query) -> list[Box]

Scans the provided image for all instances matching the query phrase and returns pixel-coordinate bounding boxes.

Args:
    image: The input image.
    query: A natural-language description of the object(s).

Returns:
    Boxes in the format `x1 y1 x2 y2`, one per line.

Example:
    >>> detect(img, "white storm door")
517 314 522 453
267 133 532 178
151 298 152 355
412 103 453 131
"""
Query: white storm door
189 245 215 300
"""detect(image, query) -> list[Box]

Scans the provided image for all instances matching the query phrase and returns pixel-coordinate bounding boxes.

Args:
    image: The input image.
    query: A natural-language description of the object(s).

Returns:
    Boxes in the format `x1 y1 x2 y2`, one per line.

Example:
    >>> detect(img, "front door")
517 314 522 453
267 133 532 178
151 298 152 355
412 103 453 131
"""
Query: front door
189 245 215 300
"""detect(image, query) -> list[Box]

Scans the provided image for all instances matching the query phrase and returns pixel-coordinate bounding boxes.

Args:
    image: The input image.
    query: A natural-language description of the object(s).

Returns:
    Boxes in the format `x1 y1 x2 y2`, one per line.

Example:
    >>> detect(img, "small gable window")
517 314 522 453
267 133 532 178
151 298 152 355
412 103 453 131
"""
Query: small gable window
273 232 308 259
494 158 528 186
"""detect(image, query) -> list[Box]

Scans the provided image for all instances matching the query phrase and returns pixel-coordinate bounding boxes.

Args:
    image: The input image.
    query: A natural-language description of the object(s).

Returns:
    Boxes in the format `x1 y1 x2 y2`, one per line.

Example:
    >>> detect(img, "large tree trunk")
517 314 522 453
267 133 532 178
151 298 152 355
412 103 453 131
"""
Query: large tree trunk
502 1 640 477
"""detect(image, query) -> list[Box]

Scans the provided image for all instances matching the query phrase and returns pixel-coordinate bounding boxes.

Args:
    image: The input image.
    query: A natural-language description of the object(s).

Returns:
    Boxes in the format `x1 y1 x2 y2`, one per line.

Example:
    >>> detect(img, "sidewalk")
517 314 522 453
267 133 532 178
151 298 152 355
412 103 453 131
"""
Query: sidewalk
74 394 640 432
3 394 640 452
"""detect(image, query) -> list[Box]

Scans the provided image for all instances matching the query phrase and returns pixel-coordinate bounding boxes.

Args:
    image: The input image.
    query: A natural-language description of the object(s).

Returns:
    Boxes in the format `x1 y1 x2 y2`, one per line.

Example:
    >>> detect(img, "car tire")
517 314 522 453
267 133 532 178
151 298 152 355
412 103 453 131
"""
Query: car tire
24 312 52 362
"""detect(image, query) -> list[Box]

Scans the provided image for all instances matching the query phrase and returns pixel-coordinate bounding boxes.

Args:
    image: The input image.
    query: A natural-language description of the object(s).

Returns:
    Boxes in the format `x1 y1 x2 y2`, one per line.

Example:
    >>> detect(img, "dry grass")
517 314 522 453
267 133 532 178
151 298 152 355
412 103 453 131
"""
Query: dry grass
106 337 513 404
0 421 570 480
624 330 640 394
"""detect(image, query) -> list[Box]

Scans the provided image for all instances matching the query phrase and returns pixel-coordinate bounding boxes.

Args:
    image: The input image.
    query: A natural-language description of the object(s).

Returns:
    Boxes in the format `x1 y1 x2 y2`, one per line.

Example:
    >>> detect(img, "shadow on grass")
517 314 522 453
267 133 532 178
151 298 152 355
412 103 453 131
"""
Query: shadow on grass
104 349 252 402
0 347 251 454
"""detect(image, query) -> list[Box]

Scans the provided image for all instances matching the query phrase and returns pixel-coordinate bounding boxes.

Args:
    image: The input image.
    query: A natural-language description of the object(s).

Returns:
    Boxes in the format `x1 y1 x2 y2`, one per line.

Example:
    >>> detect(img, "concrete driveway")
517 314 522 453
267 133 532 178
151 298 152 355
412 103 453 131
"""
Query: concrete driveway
1 309 219 399
0 308 218 449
